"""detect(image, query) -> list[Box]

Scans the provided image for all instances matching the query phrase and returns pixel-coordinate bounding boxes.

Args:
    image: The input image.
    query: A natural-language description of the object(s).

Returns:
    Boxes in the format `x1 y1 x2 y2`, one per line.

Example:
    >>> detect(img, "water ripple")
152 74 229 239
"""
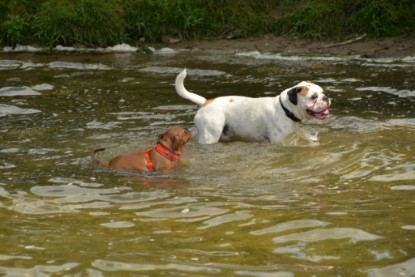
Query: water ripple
250 220 330 236
198 211 252 229
100 221 135 228
367 257 415 277
272 227 382 244
92 259 221 273
0 263 79 276
141 66 226 76
0 86 41 96
136 202 229 221
0 104 41 117
48 61 110 70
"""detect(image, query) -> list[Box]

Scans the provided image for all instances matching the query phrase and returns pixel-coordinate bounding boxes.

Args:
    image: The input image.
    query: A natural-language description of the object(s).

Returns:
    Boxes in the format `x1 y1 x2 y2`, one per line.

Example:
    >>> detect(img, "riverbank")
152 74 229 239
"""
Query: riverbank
167 34 415 58
3 34 414 61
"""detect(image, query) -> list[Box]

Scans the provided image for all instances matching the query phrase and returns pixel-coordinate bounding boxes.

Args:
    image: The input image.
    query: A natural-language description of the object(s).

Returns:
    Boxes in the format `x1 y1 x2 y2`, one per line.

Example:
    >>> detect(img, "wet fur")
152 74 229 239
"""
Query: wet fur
175 69 330 144
91 126 191 172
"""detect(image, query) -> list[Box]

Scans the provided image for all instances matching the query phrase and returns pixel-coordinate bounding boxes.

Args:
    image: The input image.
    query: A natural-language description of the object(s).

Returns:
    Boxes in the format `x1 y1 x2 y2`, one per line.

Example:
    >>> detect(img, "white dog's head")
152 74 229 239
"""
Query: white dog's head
285 81 331 121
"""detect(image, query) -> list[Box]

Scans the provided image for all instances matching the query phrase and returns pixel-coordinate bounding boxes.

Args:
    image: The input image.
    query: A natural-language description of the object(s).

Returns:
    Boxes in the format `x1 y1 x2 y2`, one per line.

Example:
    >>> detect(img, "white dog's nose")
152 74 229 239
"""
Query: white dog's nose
322 95 330 106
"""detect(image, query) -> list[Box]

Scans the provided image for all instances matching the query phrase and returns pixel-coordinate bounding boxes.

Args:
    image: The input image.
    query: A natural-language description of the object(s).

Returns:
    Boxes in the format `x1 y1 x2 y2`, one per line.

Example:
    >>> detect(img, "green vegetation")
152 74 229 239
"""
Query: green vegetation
273 0 415 39
1 0 414 47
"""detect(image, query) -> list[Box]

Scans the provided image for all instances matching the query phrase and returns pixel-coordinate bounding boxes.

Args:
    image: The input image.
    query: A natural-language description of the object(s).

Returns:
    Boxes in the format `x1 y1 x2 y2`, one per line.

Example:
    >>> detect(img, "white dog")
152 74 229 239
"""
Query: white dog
175 69 330 144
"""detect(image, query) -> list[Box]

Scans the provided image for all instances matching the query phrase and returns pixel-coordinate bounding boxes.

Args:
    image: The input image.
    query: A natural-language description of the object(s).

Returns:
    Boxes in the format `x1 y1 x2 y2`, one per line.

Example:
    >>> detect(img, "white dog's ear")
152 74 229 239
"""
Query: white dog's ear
287 87 302 105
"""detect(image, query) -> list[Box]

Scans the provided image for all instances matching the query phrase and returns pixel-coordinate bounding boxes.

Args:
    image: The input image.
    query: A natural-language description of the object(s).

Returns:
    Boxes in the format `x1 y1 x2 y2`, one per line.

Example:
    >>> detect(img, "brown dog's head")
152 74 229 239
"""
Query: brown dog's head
157 126 191 153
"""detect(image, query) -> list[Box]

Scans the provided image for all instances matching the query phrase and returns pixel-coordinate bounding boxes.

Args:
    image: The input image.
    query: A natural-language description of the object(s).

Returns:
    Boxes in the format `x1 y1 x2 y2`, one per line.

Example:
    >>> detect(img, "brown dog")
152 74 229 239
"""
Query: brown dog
92 126 191 172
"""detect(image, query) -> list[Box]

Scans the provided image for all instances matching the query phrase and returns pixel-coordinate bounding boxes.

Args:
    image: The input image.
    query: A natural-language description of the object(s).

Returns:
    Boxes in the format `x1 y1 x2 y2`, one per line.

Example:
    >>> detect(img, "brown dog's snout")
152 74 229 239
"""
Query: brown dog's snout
184 128 191 141
183 127 191 136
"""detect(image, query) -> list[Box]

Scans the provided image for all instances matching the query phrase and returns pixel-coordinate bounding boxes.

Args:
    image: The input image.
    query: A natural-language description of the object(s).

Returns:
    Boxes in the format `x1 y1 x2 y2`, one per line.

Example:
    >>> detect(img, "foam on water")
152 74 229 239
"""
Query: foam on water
155 47 178 54
401 225 415 230
109 112 178 122
0 60 21 69
235 51 415 67
141 66 226 76
2 43 178 55
86 120 122 130
31 84 54 91
390 185 415 190
48 61 111 70
0 163 16 169
356 86 415 98
152 105 196 111
0 104 41 117
0 59 111 70
0 86 41 97
3 45 43 52
105 43 138 52
0 148 20 154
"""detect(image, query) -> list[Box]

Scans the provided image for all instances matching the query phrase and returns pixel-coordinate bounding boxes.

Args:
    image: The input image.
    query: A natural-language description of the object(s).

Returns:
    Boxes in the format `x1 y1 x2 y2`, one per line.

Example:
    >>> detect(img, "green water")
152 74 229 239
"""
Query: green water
1 50 415 276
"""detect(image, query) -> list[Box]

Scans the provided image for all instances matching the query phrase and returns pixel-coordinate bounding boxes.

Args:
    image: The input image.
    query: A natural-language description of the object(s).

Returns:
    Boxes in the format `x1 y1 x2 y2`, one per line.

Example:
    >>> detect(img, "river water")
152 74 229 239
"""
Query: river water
1 48 415 276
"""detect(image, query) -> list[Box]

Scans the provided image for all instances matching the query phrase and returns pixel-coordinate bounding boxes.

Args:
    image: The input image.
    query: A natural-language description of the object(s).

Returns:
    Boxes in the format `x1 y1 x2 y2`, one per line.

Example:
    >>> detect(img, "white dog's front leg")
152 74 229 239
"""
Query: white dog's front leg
266 124 293 143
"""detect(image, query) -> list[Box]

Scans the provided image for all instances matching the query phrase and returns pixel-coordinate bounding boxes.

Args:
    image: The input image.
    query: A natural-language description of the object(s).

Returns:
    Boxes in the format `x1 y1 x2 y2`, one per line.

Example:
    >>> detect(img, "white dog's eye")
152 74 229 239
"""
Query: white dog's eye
311 94 318 100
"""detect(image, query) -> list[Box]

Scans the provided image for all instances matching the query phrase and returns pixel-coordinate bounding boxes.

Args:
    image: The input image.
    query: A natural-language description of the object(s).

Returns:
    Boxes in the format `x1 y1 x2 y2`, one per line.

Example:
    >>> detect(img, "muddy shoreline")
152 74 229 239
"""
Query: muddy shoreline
169 34 415 58
2 34 414 59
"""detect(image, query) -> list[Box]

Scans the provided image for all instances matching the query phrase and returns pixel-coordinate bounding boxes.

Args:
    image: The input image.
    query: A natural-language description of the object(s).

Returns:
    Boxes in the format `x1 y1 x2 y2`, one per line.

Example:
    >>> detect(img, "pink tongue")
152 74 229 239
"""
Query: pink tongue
315 109 329 119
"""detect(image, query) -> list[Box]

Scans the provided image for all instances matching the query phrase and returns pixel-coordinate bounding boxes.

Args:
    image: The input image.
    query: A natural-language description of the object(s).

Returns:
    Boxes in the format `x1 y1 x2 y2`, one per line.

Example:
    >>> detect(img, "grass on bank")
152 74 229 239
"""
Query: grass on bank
1 0 414 48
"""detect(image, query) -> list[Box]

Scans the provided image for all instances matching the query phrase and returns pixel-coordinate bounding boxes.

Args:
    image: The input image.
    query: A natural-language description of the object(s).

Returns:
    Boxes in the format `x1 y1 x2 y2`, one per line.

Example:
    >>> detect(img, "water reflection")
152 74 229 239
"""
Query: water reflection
0 49 414 276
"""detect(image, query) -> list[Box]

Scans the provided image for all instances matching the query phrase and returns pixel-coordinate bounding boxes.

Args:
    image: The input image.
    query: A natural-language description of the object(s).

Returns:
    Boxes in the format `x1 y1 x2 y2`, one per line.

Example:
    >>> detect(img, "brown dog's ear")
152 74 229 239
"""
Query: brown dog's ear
157 132 165 144
171 135 179 151
158 131 177 150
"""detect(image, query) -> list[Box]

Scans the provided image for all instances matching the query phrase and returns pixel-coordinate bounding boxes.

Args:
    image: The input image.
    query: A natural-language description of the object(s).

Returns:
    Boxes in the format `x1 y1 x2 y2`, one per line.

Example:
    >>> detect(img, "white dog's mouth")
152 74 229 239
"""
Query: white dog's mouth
306 108 329 120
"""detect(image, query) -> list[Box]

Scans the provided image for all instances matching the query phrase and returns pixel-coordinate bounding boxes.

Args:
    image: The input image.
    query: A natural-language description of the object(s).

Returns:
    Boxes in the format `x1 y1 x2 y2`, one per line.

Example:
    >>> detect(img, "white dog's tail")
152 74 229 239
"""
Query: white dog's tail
175 69 206 106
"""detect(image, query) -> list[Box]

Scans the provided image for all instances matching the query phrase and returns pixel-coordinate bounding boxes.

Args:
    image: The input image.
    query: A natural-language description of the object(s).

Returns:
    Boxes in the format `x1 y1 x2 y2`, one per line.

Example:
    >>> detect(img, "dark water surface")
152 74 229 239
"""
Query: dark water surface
1 49 415 276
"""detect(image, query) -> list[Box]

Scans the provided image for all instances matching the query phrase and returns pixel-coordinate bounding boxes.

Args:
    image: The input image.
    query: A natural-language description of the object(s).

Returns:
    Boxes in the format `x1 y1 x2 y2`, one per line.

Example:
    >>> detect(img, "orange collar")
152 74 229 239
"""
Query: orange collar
144 148 155 172
155 143 181 162
144 144 181 172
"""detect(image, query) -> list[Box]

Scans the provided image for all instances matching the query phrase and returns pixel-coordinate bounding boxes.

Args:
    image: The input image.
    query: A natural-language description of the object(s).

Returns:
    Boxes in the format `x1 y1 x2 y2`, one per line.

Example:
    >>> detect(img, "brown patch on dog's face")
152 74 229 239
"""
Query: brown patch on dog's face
288 86 309 105
158 126 191 152
297 86 309 97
